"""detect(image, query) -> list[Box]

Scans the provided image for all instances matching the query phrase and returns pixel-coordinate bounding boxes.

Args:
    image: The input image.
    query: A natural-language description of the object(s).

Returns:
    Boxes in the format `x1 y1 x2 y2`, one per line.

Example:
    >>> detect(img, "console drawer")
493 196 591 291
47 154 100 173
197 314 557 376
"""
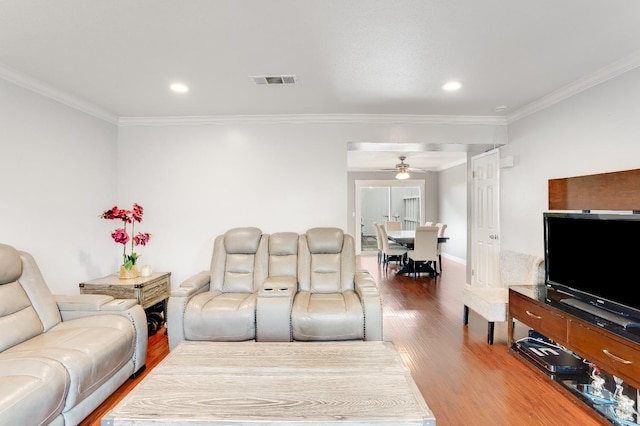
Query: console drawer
510 290 568 344
569 321 640 387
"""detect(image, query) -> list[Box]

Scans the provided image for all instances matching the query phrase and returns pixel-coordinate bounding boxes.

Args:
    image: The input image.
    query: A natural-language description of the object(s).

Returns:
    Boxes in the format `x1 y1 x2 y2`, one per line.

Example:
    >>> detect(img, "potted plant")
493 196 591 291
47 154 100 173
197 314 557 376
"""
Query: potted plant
100 203 151 279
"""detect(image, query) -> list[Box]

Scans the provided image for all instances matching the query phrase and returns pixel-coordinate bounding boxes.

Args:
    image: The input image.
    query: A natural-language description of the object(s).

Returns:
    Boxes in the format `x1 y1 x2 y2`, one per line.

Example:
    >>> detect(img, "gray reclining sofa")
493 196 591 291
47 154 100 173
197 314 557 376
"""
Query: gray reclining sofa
167 227 382 349
0 243 148 426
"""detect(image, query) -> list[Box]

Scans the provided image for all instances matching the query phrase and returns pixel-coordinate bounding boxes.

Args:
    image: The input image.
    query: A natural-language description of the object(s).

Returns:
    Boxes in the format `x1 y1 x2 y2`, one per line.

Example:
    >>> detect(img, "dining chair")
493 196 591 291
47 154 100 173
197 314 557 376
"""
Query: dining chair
376 223 408 272
386 221 401 231
406 226 440 279
373 222 383 264
435 223 447 272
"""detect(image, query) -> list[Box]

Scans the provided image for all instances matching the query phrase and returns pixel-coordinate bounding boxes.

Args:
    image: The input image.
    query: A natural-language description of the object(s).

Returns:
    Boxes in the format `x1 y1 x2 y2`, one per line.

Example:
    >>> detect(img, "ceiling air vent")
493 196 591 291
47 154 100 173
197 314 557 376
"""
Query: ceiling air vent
251 75 297 85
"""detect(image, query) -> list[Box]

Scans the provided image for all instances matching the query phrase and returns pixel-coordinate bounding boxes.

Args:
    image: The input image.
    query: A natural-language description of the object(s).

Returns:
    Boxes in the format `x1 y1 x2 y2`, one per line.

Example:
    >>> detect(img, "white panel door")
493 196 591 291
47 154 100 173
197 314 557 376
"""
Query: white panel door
471 150 500 287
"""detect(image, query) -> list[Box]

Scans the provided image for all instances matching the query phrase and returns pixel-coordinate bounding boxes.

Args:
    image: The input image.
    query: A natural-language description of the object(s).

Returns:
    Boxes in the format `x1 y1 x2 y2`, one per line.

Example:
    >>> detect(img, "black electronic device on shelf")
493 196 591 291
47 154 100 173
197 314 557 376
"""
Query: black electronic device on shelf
544 212 640 332
514 336 586 374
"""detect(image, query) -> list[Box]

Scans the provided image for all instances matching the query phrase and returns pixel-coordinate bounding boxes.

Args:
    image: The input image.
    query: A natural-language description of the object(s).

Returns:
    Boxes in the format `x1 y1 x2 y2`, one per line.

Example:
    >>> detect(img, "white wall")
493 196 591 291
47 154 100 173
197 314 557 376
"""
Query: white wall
0 76 503 292
117 123 349 287
5 61 636 294
118 120 499 287
438 163 467 262
0 79 118 294
500 67 640 257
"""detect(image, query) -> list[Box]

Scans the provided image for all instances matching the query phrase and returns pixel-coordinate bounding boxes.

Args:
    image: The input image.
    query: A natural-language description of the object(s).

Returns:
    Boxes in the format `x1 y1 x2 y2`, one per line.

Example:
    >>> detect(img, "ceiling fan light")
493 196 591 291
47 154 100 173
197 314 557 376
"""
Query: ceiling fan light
396 170 410 180
395 156 410 179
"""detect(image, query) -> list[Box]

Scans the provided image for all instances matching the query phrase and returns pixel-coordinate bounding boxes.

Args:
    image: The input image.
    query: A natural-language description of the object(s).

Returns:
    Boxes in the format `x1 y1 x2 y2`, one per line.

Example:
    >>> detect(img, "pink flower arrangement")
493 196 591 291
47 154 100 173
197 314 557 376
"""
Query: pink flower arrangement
100 203 151 270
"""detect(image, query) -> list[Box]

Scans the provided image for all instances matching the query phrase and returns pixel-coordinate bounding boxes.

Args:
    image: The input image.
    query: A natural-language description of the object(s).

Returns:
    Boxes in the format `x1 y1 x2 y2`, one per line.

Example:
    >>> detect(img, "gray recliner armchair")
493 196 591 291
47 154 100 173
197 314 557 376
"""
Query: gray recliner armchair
167 227 268 349
292 227 383 341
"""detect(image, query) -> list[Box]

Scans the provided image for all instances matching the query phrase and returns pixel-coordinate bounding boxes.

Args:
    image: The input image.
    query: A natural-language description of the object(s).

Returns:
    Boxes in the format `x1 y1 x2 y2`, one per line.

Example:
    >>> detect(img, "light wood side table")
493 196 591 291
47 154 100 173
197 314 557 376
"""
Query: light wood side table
79 271 171 312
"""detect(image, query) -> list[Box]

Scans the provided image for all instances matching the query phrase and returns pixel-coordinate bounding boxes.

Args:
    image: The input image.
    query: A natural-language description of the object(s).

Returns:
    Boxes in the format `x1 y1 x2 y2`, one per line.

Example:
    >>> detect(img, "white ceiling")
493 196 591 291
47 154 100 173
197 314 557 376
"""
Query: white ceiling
2 0 640 171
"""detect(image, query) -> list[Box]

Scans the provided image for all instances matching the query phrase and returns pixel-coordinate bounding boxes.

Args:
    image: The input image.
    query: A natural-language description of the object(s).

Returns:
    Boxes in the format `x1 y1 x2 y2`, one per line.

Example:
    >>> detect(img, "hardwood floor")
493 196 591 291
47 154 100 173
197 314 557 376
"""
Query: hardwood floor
81 255 605 426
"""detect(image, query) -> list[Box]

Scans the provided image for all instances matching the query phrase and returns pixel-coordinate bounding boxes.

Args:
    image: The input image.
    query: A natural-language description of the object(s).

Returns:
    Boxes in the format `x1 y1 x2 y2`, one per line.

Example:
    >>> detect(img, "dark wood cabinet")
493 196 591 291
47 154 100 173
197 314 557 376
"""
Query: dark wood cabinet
509 286 640 390
508 285 640 423
509 289 568 345
569 321 640 388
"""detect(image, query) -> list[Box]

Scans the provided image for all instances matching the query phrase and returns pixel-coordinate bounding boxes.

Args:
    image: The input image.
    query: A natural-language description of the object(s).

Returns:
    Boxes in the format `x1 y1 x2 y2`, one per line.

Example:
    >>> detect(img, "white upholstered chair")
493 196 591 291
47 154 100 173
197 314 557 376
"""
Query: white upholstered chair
376 222 408 272
386 221 401 231
462 250 544 344
373 222 383 264
406 226 440 279
435 223 447 272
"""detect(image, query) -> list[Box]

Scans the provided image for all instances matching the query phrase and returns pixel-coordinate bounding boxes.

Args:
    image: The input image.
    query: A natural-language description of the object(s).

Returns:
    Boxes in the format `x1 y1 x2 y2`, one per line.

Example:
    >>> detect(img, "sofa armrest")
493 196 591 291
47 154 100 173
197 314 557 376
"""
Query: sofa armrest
354 270 383 341
54 294 148 373
256 277 297 342
171 271 211 297
55 294 137 312
167 271 211 350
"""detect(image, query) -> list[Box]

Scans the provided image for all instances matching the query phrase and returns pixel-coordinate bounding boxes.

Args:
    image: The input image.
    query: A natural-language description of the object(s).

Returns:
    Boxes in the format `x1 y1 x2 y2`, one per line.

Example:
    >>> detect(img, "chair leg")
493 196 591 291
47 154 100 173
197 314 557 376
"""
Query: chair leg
439 254 442 272
487 322 495 345
463 305 469 325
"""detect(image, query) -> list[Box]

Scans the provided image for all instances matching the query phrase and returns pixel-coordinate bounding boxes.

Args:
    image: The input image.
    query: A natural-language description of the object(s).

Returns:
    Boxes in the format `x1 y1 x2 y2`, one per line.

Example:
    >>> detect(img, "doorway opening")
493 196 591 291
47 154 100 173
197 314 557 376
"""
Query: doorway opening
355 180 425 254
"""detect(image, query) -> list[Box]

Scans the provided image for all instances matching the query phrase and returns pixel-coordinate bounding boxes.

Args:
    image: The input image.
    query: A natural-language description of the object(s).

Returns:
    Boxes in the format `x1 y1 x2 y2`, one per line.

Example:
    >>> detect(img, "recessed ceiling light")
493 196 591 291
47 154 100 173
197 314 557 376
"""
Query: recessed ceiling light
494 105 508 112
170 83 189 93
442 80 462 91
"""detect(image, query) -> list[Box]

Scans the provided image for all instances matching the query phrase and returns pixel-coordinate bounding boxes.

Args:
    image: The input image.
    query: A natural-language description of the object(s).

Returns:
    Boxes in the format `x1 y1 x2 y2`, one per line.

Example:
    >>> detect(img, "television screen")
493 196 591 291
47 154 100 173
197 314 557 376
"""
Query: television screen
544 212 640 321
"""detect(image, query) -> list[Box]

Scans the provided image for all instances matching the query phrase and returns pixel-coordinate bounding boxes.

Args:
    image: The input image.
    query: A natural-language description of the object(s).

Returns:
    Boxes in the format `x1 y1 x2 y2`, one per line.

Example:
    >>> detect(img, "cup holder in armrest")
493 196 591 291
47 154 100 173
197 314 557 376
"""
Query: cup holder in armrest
260 286 294 296
259 278 297 297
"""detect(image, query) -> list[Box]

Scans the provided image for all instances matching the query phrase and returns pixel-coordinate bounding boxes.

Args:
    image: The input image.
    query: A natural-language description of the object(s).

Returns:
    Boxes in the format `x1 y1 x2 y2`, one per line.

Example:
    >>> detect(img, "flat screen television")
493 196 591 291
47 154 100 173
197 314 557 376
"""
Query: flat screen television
544 212 640 327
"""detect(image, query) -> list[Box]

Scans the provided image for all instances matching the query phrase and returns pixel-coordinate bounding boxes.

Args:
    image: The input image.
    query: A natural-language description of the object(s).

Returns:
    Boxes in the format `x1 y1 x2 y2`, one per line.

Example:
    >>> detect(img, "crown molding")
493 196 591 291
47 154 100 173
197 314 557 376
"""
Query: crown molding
118 113 507 127
7 46 638 128
0 63 118 124
507 49 640 124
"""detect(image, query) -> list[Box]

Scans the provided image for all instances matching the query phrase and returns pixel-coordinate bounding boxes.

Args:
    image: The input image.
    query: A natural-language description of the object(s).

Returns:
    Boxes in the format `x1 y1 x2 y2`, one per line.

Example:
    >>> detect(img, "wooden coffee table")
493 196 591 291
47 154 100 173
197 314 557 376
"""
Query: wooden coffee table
101 341 436 425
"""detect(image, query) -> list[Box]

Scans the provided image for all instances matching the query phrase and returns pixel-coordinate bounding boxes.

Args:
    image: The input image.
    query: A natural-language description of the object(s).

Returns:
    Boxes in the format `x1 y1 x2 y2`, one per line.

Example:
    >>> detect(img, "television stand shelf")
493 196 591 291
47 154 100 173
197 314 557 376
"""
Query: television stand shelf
508 285 640 425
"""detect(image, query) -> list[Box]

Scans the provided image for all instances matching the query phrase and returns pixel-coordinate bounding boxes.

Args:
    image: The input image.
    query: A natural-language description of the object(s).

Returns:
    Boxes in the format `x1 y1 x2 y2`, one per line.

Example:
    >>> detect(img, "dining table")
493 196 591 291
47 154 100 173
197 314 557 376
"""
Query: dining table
386 230 449 276
387 230 449 247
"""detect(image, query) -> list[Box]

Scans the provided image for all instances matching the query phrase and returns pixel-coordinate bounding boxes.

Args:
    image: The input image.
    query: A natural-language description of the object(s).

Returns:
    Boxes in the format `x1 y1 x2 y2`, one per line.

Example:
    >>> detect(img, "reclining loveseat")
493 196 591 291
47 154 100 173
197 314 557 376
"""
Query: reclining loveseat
0 243 148 425
167 227 382 349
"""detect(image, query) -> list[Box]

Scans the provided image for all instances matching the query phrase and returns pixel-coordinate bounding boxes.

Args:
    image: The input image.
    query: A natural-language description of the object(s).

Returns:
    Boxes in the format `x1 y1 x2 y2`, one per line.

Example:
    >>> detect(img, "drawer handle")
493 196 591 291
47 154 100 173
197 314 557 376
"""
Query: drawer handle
525 310 542 319
602 349 633 365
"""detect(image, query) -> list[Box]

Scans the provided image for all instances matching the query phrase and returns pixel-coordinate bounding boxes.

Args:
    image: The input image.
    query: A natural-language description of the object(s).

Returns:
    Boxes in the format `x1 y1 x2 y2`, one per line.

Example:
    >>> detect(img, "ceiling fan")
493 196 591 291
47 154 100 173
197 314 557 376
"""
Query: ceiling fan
394 156 411 179
382 156 427 179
